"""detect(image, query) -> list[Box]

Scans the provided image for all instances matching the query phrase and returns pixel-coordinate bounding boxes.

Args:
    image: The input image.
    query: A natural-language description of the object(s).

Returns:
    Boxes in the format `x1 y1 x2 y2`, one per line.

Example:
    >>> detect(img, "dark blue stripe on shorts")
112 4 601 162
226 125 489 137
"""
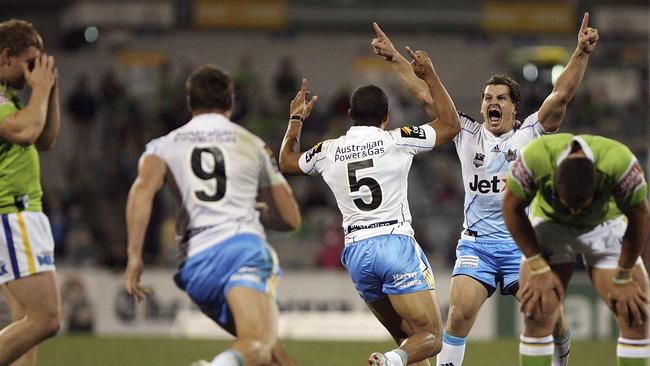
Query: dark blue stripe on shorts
2 214 20 279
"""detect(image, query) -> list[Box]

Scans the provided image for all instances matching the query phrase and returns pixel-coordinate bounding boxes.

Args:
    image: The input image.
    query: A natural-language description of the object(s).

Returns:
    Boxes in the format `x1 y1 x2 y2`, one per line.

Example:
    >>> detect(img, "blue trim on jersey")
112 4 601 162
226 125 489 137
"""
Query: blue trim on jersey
460 128 478 135
443 331 467 346
2 214 20 279
394 143 434 149
518 121 539 130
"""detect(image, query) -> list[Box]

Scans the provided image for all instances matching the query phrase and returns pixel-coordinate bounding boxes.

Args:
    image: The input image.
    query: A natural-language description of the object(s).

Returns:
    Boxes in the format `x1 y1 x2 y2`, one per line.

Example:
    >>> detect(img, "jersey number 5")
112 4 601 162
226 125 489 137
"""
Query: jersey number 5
348 159 382 211
191 146 226 202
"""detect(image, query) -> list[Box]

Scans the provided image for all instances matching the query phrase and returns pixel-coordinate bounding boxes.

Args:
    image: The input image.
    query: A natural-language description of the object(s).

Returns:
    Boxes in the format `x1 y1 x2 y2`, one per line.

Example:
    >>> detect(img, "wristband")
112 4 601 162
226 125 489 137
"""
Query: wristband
289 114 304 122
613 266 634 285
527 253 551 276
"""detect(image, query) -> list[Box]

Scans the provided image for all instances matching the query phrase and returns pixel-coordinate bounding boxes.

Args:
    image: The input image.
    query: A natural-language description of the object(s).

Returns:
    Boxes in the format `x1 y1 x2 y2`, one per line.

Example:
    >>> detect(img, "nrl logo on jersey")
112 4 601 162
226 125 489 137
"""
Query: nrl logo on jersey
504 149 517 162
305 141 324 163
473 152 485 167
400 126 426 139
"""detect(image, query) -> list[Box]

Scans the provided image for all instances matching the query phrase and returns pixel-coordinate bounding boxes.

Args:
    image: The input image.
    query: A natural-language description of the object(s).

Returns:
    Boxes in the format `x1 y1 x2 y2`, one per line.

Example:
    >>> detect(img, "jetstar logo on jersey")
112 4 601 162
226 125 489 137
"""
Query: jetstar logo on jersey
304 141 325 163
612 162 646 199
469 174 508 194
400 126 426 139
473 153 485 168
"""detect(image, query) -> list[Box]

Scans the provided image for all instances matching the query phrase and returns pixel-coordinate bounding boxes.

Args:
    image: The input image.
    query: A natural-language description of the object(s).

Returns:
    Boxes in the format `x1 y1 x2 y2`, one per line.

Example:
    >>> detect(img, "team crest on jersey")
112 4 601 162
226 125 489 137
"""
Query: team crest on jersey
473 153 485 168
400 126 426 139
304 141 324 163
504 149 517 162
491 145 500 153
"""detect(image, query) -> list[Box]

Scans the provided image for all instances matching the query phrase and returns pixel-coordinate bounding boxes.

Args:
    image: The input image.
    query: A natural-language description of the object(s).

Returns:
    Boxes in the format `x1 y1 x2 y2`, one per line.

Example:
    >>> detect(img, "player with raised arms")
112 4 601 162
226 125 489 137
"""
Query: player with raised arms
502 134 649 366
124 64 300 366
279 46 459 366
371 13 598 366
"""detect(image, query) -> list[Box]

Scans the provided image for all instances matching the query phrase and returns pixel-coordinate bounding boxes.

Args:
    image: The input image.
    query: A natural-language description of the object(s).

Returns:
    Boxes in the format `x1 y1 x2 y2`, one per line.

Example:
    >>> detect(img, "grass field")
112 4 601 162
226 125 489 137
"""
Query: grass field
37 336 618 366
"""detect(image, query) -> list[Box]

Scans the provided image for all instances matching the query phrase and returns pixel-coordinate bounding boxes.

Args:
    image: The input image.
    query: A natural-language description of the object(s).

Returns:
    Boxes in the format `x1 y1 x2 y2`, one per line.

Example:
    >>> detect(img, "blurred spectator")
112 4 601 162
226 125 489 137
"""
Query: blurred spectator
273 56 299 106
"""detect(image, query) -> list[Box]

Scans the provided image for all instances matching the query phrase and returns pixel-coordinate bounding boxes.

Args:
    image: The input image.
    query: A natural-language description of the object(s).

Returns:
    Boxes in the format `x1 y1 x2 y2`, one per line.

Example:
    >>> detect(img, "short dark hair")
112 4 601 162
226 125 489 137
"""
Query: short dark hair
555 157 598 207
186 64 233 112
349 85 388 127
0 19 43 56
481 74 521 112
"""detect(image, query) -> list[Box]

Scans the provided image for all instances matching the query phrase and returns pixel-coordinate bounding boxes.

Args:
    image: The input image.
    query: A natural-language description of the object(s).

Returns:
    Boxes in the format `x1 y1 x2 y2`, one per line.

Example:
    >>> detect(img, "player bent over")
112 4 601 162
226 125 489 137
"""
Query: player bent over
280 48 460 366
0 19 61 366
503 134 649 366
125 65 300 366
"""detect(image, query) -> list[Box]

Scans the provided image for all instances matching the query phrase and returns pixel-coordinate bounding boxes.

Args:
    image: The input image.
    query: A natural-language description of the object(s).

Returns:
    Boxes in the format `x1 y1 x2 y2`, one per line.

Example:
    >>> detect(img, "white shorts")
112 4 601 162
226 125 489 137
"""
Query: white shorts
531 215 640 269
0 211 55 285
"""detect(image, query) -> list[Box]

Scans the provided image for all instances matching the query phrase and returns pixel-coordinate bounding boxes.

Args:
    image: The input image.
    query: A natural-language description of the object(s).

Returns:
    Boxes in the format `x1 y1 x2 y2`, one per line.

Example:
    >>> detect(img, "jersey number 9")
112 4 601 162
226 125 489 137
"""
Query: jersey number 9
191 146 227 202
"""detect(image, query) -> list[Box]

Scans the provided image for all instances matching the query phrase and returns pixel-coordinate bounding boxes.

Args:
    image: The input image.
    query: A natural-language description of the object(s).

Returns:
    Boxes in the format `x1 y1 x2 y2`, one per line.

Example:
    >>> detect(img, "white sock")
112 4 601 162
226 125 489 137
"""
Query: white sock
211 349 244 366
436 331 466 366
385 348 408 366
552 330 571 366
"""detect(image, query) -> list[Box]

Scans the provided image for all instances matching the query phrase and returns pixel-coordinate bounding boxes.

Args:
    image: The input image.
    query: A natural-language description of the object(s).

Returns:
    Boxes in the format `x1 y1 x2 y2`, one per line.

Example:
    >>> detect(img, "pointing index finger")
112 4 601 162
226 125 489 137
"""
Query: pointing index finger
405 46 416 60
373 22 387 39
580 12 589 32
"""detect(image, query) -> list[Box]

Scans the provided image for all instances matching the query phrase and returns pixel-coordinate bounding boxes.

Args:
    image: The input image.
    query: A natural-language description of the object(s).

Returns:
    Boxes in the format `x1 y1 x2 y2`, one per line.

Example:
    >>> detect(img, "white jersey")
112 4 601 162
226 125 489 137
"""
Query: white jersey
299 124 437 244
143 113 285 259
455 111 547 242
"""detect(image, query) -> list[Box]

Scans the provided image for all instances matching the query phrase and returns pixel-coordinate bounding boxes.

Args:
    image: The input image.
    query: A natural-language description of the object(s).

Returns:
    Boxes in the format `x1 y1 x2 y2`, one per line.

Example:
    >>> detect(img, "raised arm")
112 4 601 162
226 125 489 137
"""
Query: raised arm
36 67 60 150
0 54 55 146
278 78 318 175
371 23 436 118
406 47 460 146
124 154 166 302
538 12 598 132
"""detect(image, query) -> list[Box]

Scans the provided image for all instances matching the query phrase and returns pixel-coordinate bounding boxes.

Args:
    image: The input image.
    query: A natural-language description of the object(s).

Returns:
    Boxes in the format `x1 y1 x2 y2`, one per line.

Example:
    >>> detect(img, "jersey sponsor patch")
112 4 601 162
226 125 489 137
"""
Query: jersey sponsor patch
455 255 479 269
473 152 485 168
304 141 324 163
510 156 535 193
504 148 517 162
612 162 645 199
400 126 426 139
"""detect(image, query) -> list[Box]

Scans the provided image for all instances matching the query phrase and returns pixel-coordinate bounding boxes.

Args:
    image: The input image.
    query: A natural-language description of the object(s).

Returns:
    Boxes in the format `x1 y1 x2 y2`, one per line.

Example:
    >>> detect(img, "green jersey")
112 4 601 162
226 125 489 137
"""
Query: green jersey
506 133 647 229
0 84 43 214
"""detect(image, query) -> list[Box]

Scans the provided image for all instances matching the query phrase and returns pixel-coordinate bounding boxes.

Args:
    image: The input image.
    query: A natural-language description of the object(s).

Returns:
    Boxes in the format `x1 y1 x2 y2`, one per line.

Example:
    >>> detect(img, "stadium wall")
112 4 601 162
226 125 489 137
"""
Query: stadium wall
0 267 618 341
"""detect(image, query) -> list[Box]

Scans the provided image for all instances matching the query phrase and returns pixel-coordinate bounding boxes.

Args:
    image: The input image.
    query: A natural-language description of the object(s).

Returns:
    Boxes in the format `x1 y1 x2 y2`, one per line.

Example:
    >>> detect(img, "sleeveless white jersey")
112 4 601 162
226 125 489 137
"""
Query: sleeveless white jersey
299 124 437 244
454 111 546 242
144 113 285 259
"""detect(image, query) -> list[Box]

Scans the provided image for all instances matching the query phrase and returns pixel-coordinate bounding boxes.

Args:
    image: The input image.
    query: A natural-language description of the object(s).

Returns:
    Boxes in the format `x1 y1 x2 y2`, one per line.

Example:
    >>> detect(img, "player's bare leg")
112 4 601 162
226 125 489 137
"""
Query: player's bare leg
436 275 488 366
0 285 37 366
590 264 650 365
270 340 298 366
367 289 443 365
519 262 573 366
203 286 285 366
0 272 61 366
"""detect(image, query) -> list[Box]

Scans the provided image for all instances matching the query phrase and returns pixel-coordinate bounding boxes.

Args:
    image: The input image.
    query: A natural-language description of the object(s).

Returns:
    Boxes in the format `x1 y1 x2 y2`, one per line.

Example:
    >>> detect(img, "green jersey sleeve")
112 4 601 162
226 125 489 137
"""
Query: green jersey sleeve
605 144 648 208
0 94 18 125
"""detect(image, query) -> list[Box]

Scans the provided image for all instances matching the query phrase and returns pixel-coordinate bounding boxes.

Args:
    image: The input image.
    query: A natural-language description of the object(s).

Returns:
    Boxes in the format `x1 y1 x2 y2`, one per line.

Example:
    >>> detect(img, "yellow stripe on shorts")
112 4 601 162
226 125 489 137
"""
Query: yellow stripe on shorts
16 212 36 274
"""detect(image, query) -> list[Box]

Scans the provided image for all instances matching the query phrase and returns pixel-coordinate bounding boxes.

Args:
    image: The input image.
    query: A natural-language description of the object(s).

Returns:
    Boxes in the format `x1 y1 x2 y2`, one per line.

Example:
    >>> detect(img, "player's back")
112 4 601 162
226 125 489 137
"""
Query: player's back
145 113 268 257
300 124 437 243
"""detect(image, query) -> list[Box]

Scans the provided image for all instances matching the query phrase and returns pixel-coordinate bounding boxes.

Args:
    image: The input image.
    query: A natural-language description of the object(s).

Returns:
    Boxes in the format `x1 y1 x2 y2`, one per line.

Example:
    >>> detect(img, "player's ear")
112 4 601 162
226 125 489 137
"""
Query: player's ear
0 48 11 66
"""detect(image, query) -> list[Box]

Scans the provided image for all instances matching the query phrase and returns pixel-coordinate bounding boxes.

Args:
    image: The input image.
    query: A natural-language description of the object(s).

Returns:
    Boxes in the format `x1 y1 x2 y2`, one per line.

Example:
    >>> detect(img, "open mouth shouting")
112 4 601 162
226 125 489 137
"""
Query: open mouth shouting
488 108 501 123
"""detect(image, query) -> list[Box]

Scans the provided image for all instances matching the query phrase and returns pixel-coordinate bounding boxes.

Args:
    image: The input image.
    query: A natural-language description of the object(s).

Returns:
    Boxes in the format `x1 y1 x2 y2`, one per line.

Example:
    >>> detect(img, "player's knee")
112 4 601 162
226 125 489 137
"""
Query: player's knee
447 304 476 330
431 331 443 355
